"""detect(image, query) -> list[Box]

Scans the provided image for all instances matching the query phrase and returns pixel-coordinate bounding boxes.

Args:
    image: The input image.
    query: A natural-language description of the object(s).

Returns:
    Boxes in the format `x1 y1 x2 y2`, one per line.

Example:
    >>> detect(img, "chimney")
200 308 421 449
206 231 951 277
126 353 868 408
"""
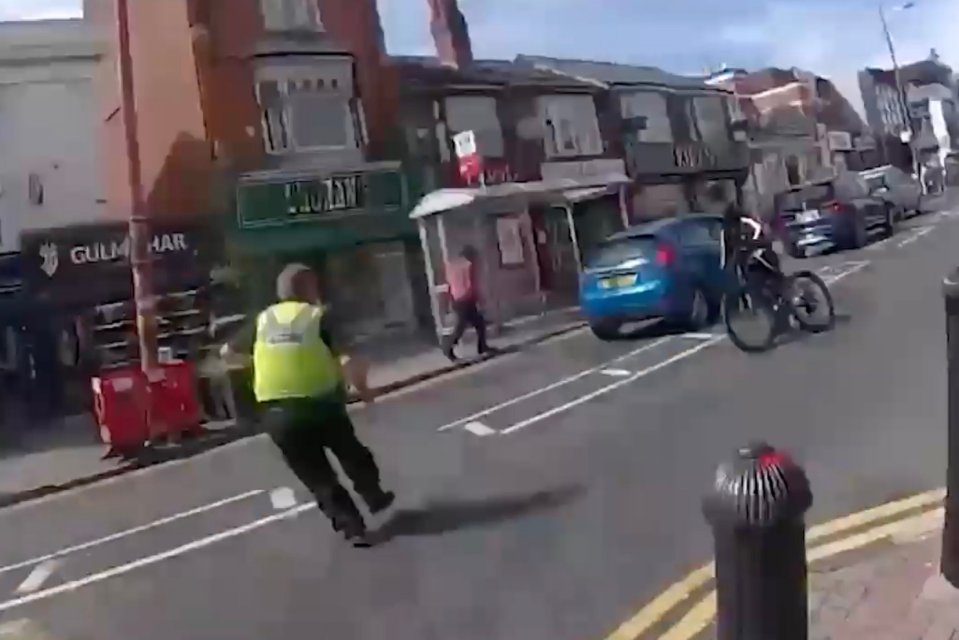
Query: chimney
428 0 473 68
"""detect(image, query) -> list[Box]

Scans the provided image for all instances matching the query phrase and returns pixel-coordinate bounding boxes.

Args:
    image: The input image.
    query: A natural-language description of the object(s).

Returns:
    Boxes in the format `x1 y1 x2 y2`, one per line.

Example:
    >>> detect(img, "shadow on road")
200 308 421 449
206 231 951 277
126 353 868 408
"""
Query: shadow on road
373 485 584 542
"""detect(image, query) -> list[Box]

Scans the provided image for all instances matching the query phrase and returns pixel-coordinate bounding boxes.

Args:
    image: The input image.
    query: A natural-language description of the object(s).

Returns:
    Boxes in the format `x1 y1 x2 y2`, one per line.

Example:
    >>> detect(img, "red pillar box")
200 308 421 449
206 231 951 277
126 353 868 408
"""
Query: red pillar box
148 361 204 440
91 367 149 456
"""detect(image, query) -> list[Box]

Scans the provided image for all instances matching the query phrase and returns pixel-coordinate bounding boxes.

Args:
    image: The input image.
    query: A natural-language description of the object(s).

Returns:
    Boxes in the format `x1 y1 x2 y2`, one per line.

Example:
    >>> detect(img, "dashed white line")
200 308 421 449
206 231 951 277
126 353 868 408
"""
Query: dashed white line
269 487 298 511
897 226 933 248
599 369 632 377
865 237 892 251
680 332 722 340
0 489 264 576
436 337 673 431
14 561 59 595
501 336 726 435
0 503 317 614
463 421 497 436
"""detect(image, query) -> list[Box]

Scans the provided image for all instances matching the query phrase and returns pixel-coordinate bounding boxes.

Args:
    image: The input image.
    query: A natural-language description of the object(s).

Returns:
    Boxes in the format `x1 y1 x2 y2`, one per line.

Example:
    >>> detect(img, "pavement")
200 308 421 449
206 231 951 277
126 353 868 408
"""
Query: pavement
0 196 955 638
808 508 956 640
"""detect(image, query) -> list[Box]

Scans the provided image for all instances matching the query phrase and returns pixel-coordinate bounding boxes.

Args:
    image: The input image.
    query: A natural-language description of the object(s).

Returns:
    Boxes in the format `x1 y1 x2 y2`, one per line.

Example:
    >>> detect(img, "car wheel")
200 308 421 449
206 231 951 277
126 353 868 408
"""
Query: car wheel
683 287 711 331
589 320 621 341
883 205 897 238
849 213 869 249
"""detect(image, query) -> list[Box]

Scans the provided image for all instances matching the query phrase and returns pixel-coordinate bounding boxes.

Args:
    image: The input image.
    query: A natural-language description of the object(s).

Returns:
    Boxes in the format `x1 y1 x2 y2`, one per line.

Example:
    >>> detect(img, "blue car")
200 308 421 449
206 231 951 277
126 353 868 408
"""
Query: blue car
579 214 727 340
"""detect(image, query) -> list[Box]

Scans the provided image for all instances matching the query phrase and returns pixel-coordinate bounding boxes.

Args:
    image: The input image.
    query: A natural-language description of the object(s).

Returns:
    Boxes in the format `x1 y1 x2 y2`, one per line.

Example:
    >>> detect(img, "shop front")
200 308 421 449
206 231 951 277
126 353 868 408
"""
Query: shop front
625 140 750 221
19 221 219 416
232 162 426 347
409 173 630 342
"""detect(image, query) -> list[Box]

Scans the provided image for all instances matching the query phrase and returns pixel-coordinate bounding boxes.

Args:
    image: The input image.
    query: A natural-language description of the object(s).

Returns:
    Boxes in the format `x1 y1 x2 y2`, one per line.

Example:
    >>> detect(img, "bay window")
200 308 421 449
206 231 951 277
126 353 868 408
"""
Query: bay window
620 91 673 144
692 96 728 144
444 95 505 158
539 94 603 157
260 0 324 32
255 77 356 154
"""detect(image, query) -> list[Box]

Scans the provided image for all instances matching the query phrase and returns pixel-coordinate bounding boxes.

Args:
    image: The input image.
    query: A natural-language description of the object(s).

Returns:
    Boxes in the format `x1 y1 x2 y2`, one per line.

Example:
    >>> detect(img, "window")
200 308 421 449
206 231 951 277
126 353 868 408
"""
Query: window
255 78 355 154
620 91 672 143
539 94 603 158
587 237 657 270
261 0 324 32
679 219 722 247
444 96 504 158
693 96 728 145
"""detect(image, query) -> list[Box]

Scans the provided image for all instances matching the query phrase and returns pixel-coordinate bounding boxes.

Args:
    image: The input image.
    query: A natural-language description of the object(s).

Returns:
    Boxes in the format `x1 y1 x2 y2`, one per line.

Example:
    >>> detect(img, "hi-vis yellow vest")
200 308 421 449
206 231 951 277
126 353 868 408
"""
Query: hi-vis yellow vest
252 301 341 402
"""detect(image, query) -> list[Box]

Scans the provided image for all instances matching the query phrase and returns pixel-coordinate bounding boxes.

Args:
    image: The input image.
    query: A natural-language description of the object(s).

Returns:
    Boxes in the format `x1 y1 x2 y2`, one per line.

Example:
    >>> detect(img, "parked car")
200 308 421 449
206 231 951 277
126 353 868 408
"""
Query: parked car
580 215 725 340
859 165 922 221
773 173 895 258
946 153 959 186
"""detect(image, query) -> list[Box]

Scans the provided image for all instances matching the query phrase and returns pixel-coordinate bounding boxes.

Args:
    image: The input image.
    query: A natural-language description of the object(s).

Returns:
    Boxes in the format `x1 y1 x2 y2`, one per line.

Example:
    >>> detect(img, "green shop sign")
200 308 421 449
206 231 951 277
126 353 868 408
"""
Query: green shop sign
237 168 407 230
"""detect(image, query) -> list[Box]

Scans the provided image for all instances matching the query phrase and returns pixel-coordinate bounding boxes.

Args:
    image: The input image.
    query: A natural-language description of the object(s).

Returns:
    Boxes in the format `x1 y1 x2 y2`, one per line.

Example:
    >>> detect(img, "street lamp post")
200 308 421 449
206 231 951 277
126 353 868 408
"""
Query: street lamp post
116 0 159 415
879 2 921 178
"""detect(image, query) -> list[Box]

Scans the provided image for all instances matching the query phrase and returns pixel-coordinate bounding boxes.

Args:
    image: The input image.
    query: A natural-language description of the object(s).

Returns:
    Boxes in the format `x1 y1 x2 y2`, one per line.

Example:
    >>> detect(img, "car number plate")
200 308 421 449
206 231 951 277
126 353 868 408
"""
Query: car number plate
600 274 637 289
796 210 820 224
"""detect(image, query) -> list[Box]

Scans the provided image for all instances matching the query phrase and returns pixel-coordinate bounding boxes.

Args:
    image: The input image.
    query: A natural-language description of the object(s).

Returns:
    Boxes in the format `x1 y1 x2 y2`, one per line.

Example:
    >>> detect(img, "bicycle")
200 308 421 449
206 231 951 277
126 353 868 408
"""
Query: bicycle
723 253 836 353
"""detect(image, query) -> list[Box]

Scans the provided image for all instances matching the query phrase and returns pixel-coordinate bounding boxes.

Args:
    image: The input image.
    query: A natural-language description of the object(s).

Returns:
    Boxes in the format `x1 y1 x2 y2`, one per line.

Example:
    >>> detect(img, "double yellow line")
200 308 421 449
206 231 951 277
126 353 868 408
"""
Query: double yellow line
604 487 946 640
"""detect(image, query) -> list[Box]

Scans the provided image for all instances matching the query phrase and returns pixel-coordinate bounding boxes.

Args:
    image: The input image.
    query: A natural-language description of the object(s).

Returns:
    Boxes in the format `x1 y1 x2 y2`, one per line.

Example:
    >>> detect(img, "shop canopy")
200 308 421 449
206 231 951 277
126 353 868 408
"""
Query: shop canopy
409 173 631 220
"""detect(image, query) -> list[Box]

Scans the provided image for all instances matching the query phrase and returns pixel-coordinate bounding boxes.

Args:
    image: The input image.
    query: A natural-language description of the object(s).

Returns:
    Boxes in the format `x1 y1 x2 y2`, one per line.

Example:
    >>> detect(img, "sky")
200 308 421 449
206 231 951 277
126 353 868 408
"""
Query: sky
5 0 958 111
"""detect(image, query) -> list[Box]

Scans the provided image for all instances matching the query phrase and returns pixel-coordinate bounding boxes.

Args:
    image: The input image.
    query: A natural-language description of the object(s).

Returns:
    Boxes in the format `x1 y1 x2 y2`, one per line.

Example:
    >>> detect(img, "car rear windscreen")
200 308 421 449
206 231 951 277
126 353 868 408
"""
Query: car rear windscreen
587 236 658 270
776 184 834 211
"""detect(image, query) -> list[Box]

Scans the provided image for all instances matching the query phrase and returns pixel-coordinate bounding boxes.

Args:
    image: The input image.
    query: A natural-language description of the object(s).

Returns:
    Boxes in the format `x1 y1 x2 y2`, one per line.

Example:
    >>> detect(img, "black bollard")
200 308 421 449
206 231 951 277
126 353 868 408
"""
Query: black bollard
704 442 812 640
942 268 959 586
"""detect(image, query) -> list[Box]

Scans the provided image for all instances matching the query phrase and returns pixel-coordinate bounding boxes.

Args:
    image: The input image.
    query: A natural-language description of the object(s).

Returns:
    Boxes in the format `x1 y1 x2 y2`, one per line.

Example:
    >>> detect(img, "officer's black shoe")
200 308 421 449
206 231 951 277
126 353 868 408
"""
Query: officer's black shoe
343 524 373 547
367 490 396 514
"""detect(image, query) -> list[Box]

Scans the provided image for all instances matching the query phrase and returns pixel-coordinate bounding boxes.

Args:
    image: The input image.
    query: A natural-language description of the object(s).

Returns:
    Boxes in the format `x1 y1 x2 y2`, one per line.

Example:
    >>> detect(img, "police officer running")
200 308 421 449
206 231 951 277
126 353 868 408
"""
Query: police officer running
222 264 394 547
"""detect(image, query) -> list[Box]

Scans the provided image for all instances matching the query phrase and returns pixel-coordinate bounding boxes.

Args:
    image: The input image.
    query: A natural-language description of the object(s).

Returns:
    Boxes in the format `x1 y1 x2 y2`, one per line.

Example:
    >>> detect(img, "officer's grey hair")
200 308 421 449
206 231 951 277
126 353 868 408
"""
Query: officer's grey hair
276 263 314 301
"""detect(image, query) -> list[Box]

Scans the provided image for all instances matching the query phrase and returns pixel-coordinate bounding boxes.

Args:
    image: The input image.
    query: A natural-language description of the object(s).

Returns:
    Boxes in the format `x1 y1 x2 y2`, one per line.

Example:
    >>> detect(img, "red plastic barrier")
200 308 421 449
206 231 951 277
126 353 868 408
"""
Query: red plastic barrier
148 361 203 439
91 367 148 454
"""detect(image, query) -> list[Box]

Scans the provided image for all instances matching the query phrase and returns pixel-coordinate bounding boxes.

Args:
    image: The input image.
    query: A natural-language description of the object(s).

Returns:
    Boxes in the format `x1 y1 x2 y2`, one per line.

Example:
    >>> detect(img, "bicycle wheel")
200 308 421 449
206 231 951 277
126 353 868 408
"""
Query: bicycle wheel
784 270 835 333
723 282 777 353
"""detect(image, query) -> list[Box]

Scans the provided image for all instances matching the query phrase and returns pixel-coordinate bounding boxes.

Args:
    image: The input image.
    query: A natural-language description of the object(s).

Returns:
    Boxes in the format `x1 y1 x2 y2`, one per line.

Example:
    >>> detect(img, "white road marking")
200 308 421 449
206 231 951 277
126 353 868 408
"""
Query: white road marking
14 561 59 595
819 260 870 285
463 421 497 436
436 337 673 431
501 336 725 435
0 489 264 576
599 369 632 377
269 487 297 511
0 503 317 613
897 226 934 247
680 332 721 340
865 237 892 251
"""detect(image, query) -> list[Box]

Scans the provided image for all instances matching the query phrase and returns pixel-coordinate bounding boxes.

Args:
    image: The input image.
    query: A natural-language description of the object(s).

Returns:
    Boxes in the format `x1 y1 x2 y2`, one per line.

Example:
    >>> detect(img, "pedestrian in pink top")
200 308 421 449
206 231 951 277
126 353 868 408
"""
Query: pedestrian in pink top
443 245 490 361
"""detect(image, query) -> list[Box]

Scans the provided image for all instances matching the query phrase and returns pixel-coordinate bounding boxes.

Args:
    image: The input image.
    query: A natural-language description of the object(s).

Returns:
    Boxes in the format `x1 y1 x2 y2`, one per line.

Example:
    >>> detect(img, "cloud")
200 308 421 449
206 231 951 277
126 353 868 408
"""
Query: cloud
0 0 82 21
716 0 959 112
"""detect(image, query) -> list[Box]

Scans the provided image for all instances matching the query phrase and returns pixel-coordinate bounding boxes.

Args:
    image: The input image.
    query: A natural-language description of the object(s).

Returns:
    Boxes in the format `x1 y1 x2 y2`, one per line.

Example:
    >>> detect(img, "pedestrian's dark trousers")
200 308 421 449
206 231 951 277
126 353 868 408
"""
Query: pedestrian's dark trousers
262 394 385 533
446 299 488 353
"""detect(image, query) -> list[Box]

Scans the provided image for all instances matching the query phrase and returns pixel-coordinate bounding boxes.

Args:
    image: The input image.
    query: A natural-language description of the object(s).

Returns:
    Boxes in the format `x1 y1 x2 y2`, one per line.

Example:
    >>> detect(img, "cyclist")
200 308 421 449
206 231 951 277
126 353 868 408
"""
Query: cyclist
710 185 784 293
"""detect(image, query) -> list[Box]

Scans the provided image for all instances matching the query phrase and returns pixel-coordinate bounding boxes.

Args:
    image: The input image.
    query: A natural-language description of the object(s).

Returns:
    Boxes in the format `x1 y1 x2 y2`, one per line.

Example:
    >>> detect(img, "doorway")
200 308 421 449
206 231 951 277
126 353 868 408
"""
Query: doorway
529 207 579 305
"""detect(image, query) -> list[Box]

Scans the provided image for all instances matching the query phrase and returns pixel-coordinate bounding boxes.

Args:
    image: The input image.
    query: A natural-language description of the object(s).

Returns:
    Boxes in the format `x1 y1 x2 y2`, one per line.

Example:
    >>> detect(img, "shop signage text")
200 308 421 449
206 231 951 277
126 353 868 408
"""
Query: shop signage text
541 159 627 182
673 144 716 170
285 175 363 216
38 233 191 277
237 167 406 230
452 159 517 187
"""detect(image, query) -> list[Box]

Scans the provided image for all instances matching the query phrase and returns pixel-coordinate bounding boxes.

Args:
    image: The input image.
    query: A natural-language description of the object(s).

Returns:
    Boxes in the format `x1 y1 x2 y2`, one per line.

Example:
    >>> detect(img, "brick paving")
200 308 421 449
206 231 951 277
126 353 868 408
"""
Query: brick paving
810 521 959 639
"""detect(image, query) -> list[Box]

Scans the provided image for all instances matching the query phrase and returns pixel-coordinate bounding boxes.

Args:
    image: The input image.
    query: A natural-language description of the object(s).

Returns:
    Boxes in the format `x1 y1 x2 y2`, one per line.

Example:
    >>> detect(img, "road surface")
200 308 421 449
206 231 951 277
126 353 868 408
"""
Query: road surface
0 204 956 640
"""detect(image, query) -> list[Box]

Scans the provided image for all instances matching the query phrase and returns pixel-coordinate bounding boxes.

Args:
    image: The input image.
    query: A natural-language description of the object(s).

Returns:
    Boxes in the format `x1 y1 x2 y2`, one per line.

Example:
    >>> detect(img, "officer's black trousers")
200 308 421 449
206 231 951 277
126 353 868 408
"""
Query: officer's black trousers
262 394 386 533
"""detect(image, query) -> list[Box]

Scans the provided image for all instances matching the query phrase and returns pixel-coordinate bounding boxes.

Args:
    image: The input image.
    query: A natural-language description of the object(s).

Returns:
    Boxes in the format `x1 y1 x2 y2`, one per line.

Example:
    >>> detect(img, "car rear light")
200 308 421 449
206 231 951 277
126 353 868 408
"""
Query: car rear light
824 200 846 213
655 243 675 267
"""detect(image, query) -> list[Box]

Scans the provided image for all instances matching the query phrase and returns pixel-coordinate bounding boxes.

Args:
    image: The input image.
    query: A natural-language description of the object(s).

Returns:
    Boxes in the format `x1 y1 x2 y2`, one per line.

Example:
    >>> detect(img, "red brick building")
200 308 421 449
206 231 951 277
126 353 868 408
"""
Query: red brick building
83 0 427 346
